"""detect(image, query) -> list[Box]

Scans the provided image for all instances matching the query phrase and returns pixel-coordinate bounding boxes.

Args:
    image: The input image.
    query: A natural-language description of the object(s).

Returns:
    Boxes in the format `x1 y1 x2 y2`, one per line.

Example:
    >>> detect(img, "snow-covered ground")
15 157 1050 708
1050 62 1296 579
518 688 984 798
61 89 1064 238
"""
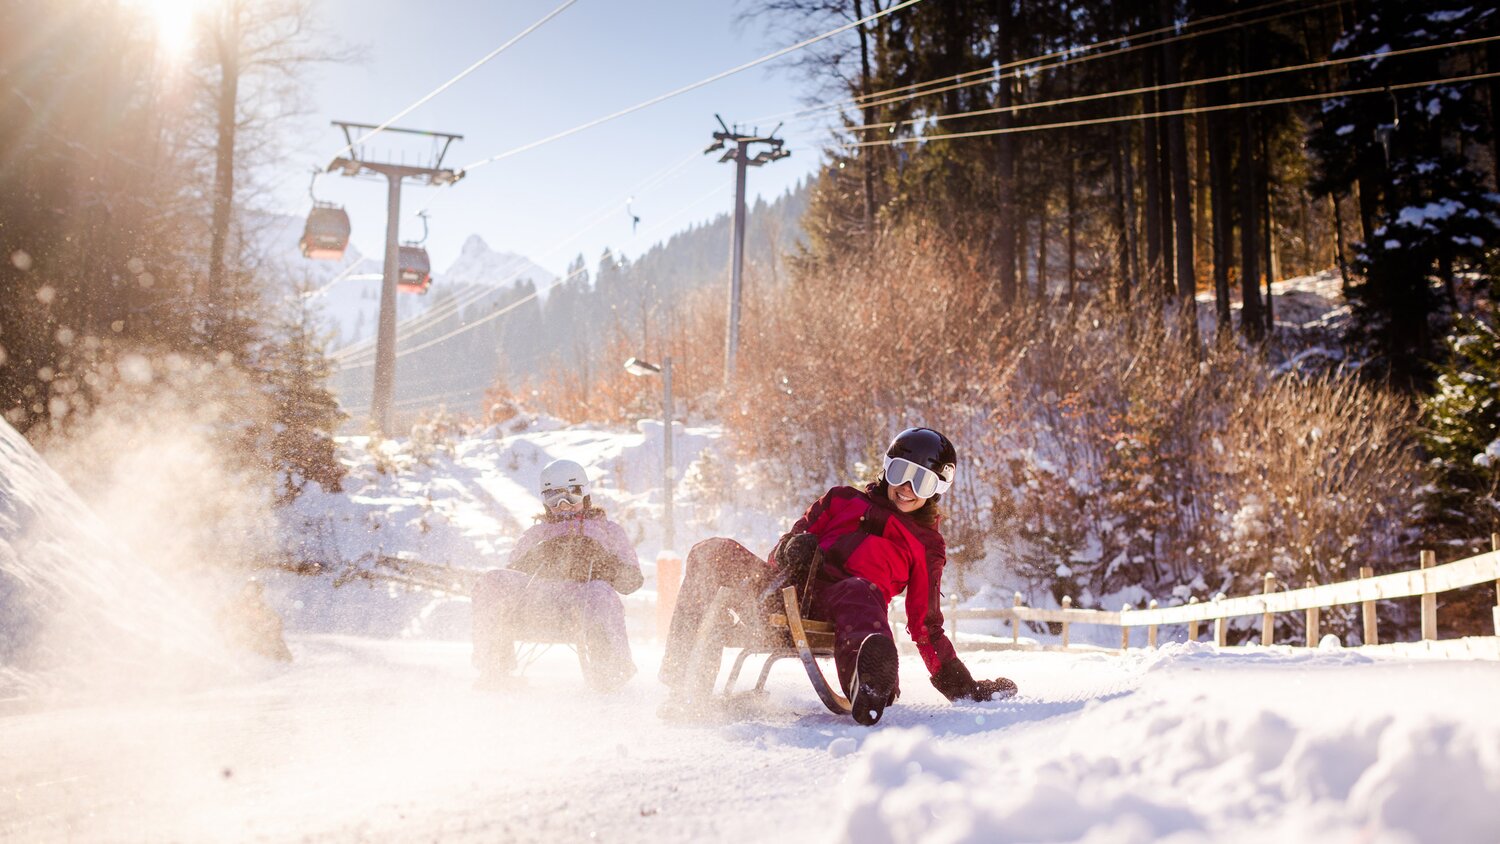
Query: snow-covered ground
4 414 1500 842
5 638 1498 843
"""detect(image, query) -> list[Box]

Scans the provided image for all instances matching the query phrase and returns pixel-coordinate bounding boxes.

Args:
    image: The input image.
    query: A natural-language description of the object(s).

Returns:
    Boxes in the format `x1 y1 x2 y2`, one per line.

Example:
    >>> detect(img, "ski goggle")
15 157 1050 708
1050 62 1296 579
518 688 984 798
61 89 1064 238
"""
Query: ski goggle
542 485 586 507
883 456 954 500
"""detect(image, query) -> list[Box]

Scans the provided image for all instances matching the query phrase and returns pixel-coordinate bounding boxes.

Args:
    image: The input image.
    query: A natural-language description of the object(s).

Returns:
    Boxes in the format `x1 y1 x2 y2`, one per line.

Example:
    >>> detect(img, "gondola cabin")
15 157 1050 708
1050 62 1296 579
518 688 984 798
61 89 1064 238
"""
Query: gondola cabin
397 245 432 294
299 203 351 260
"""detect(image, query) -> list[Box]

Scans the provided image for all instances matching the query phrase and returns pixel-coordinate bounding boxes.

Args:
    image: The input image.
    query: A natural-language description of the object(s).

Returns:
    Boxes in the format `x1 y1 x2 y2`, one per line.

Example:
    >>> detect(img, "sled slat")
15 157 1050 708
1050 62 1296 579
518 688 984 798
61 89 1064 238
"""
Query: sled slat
781 586 851 715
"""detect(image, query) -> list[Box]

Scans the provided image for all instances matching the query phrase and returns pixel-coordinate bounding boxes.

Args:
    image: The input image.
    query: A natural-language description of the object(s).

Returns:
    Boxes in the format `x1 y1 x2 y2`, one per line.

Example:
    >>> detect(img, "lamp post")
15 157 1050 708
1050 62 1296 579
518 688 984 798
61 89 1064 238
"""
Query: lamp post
624 356 674 552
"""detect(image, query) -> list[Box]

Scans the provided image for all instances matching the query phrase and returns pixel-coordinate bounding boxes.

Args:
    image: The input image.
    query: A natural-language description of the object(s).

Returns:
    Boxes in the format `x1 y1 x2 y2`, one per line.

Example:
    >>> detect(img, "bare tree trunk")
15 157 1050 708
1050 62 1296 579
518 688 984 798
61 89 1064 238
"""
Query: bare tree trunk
1143 90 1164 293
208 4 242 327
993 0 1018 307
1355 173 1378 244
1037 194 1049 298
1159 0 1194 310
1239 121 1264 340
1017 202 1030 301
1195 113 1211 274
1157 91 1177 298
1067 146 1078 304
1332 193 1351 293
853 0 878 243
1262 126 1276 334
1112 126 1131 302
1209 110 1233 335
1121 123 1141 301
1300 191 1314 277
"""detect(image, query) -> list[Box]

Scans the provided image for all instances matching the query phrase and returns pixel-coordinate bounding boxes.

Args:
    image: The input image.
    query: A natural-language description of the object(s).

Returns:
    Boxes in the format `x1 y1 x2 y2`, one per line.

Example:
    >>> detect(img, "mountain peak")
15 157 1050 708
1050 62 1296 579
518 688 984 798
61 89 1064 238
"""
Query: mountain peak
459 233 491 257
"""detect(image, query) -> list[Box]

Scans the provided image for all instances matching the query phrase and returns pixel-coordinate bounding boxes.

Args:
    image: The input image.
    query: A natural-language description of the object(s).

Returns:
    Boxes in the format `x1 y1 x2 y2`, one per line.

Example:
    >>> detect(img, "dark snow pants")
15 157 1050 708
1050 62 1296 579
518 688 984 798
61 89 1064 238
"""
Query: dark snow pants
809 576 897 697
660 536 898 700
659 538 774 694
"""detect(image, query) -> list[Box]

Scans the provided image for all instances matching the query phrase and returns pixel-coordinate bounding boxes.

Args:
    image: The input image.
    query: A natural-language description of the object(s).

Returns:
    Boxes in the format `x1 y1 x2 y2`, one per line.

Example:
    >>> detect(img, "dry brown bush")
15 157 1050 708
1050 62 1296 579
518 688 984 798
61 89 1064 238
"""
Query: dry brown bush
723 224 1421 638
499 221 1422 641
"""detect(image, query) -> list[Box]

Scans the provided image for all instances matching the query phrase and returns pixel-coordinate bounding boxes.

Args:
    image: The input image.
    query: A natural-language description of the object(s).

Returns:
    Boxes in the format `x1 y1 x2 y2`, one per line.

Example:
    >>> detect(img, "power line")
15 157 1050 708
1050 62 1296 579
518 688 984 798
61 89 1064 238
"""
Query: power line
456 0 927 173
846 33 1500 136
301 257 375 300
328 0 578 164
331 147 705 365
838 70 1500 150
336 180 731 370
783 0 1344 129
754 0 1332 126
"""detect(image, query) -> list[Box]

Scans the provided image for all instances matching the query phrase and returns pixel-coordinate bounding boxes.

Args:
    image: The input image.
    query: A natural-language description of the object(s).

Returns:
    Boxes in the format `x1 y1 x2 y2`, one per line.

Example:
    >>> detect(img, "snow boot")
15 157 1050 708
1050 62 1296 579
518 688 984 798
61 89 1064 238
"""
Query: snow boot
849 633 899 727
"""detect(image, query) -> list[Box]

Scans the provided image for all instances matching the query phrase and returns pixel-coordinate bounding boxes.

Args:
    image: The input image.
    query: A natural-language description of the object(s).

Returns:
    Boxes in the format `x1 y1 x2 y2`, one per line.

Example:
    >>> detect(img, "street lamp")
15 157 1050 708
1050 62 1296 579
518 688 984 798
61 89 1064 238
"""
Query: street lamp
624 356 674 552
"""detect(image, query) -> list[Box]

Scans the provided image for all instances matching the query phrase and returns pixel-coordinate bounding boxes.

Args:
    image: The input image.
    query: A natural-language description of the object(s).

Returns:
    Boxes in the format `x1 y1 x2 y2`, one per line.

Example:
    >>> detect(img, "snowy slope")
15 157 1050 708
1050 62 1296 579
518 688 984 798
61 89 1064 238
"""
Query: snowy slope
4 419 1500 842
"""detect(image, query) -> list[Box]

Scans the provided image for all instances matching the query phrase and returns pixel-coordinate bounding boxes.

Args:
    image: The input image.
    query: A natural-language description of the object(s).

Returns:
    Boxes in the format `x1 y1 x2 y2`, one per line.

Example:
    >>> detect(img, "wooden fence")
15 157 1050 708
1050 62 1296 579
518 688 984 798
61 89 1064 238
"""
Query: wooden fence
946 535 1500 653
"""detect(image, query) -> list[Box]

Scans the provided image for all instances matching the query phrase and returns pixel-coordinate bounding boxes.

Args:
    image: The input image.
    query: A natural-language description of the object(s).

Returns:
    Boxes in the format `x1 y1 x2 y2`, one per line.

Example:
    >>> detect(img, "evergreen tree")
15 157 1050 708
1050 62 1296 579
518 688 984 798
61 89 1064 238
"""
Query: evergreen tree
1420 296 1500 546
1308 0 1500 386
257 282 347 504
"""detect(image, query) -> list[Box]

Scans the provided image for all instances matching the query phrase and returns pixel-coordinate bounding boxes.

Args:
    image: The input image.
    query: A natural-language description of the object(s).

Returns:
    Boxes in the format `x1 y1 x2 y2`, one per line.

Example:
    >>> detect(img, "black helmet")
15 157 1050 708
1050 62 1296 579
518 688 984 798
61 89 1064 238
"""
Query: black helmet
883 427 957 498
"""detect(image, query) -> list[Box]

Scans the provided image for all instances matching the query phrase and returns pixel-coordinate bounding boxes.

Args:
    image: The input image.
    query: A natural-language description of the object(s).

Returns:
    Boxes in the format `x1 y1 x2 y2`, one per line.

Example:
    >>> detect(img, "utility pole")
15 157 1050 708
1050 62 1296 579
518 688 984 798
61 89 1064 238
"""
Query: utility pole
328 121 463 435
705 115 788 387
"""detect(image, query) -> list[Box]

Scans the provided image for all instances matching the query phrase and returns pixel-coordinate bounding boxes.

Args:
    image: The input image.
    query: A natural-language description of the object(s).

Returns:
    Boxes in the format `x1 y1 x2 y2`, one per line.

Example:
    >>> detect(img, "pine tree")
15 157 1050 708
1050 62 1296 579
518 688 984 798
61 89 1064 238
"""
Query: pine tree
1420 294 1500 546
1308 0 1500 386
258 281 346 503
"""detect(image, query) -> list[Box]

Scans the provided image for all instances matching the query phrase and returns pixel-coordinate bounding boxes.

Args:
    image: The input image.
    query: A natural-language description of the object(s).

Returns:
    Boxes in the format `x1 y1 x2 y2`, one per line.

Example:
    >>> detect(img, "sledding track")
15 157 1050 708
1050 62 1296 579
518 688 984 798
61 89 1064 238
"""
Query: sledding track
8 634 1495 843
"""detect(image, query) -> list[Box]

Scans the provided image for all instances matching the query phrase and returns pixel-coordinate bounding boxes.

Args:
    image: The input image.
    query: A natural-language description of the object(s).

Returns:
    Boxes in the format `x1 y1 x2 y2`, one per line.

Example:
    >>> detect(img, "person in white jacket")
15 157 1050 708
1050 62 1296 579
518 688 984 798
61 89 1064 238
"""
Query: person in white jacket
471 459 643 691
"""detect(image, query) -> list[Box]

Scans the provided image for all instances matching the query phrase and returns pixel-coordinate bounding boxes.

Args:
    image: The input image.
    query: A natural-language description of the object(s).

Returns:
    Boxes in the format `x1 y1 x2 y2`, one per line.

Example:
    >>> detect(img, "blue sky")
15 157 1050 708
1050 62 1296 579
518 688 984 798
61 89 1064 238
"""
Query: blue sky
271 0 839 278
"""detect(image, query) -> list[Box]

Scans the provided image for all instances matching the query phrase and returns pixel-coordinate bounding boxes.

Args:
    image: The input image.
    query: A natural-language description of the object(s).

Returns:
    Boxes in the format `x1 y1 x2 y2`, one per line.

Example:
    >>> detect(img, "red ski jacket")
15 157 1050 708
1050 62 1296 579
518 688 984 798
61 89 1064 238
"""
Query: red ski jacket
782 484 958 675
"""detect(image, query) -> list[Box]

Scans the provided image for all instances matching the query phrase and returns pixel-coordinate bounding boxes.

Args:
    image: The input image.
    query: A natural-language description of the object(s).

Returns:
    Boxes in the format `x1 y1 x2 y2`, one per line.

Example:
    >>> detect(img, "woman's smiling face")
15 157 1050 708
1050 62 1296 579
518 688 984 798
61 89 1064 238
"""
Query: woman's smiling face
886 480 924 513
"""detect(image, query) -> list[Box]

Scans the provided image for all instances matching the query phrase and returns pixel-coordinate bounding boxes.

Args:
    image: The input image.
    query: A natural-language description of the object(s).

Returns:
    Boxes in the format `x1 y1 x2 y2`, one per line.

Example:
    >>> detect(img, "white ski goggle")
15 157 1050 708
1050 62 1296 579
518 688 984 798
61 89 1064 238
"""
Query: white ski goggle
542 485 585 507
882 456 953 500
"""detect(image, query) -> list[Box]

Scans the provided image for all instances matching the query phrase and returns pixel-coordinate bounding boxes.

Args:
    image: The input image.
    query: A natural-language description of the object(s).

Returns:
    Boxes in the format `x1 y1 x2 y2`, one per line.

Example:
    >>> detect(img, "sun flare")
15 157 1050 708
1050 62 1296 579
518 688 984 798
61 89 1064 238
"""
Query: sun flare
136 0 200 59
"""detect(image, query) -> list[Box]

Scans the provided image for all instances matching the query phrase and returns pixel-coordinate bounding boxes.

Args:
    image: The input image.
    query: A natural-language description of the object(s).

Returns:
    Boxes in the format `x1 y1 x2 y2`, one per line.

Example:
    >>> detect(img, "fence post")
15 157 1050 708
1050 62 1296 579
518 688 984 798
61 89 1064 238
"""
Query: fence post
1213 593 1227 647
655 551 682 640
1493 534 1500 637
1121 603 1132 650
1061 596 1072 649
1187 596 1199 642
1012 592 1023 645
1360 565 1378 646
1304 575 1320 647
1148 599 1159 648
1420 550 1437 641
1262 572 1277 646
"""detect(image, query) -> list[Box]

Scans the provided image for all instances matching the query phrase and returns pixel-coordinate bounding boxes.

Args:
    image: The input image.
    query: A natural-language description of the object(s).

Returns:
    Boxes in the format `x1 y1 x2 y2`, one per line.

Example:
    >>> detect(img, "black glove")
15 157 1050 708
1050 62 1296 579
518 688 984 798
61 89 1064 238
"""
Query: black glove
930 657 977 701
772 532 820 575
931 658 1018 702
610 564 644 596
767 532 822 613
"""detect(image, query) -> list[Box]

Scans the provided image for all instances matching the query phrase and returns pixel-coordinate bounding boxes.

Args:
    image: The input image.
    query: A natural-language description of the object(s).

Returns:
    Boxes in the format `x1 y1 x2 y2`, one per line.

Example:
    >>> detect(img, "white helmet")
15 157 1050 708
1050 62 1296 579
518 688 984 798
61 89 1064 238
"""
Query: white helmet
539 459 590 497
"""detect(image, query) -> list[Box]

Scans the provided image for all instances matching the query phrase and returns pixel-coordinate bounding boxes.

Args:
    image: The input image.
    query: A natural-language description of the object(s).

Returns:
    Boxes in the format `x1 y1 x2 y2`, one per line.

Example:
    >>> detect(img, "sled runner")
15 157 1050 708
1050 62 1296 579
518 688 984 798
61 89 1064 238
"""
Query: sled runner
689 585 853 716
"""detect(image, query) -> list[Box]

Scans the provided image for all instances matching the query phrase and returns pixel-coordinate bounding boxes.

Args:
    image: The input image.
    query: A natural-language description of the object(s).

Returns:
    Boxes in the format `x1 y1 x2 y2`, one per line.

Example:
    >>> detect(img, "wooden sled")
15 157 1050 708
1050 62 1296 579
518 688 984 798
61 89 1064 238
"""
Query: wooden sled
688 585 852 716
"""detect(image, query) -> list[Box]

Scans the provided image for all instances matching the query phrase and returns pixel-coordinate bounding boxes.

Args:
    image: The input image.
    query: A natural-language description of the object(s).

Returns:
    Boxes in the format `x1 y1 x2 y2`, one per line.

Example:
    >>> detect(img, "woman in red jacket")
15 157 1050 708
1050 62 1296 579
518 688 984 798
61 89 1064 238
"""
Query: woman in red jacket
659 427 1015 725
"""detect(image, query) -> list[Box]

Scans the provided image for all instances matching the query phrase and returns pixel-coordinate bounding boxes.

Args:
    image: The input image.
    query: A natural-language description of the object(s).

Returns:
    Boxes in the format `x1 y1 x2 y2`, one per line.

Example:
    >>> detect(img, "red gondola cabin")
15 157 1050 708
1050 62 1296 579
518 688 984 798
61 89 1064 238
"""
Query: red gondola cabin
299 203 351 261
397 245 431 294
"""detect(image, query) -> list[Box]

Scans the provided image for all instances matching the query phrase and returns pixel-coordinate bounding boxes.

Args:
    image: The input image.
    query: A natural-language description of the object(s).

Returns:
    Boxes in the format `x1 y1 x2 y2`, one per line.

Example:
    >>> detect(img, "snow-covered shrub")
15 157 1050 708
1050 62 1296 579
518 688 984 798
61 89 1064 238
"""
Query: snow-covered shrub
408 406 458 466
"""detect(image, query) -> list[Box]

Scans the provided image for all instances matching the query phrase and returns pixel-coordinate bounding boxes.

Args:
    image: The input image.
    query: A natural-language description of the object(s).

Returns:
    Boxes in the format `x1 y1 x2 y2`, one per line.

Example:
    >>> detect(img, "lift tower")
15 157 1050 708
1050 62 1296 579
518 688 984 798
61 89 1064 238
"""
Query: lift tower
329 121 464 435
705 116 788 387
